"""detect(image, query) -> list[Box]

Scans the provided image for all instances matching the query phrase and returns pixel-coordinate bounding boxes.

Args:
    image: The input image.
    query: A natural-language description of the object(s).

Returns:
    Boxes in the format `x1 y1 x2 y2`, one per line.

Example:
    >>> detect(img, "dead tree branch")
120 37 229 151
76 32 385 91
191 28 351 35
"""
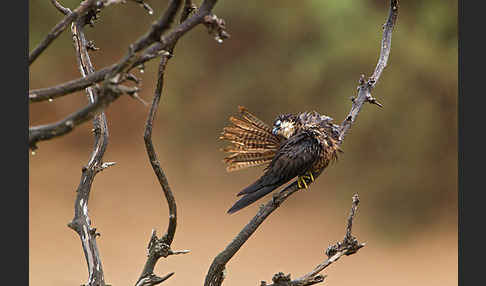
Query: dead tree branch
66 11 111 286
263 194 364 286
30 1 225 285
28 0 221 103
204 1 399 285
28 0 228 152
338 0 399 142
29 0 98 65
135 54 180 286
135 3 212 286
50 0 71 15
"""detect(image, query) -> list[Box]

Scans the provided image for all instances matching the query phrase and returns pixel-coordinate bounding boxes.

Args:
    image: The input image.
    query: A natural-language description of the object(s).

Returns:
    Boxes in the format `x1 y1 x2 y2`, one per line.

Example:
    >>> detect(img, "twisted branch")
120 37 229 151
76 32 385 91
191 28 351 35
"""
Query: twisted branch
66 10 112 286
134 3 208 285
263 194 364 286
204 1 399 285
29 0 220 103
29 0 98 65
338 0 399 142
29 0 228 152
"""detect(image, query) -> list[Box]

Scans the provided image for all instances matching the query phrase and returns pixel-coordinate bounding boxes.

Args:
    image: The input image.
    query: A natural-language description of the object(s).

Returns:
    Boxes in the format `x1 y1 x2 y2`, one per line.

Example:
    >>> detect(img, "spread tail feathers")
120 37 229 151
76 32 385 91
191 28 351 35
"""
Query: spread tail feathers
227 185 277 214
220 106 282 172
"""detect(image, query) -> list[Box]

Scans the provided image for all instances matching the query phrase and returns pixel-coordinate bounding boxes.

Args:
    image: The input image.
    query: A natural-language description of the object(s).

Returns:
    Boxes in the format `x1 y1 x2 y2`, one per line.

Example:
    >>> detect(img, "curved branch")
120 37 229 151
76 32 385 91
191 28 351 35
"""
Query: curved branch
29 0 97 65
338 0 399 142
204 169 322 286
67 16 111 286
144 55 178 246
135 4 204 284
28 0 186 149
50 0 71 15
204 1 399 285
264 195 364 286
28 82 137 150
29 0 219 103
136 54 178 286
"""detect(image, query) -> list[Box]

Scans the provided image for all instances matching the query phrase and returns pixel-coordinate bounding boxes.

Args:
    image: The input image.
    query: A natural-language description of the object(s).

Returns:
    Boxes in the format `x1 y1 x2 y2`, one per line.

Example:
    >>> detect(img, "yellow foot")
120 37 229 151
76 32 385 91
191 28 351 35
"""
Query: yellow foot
297 171 315 190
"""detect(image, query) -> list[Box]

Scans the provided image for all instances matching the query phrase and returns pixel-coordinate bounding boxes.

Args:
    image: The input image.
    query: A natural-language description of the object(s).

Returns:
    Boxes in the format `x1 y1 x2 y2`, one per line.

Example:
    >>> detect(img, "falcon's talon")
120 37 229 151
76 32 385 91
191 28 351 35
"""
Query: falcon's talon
297 176 309 189
303 171 315 182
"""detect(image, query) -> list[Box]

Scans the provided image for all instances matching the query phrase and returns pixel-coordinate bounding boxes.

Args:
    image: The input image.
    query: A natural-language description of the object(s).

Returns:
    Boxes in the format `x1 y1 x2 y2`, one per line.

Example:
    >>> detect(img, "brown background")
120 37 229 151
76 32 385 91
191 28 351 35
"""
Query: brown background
30 0 457 285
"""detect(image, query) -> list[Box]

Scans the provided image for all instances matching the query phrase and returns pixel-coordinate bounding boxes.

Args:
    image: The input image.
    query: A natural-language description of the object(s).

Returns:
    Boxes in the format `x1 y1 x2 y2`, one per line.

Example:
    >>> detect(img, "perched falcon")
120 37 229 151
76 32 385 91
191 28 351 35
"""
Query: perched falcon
220 106 342 214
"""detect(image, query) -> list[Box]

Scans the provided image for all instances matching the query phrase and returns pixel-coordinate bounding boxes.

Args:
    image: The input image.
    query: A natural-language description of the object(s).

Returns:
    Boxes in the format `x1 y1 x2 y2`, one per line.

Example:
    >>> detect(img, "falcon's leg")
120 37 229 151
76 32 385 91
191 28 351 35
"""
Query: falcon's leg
297 171 315 190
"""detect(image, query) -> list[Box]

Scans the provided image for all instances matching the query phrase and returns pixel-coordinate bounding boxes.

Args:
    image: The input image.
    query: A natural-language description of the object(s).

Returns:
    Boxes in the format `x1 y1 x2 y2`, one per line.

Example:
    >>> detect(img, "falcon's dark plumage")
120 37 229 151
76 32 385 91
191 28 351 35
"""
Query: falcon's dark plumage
220 106 341 214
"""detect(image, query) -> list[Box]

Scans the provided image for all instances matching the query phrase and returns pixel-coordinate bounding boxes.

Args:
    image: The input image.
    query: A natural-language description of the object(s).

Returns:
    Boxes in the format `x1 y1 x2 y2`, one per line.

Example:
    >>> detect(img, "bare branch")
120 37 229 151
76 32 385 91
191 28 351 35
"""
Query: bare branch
205 1 399 285
135 3 205 279
180 0 197 24
204 175 317 286
66 14 111 286
129 0 154 15
29 0 228 150
28 82 138 151
29 0 222 103
338 0 399 142
50 0 71 15
135 55 182 286
29 0 98 65
265 194 365 286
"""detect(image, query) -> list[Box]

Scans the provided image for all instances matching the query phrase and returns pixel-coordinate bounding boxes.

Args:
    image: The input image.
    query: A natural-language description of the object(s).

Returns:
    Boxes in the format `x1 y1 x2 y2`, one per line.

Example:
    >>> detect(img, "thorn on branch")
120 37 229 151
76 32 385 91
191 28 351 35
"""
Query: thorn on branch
95 161 116 173
168 249 191 255
138 63 145 74
137 272 175 286
366 95 384 108
84 3 102 27
181 2 197 23
157 50 172 58
358 74 366 85
326 193 364 258
87 40 100 51
131 0 154 15
203 14 230 44
147 229 187 259
126 73 141 85
50 0 71 15
130 92 149 106
89 227 101 237
272 272 291 284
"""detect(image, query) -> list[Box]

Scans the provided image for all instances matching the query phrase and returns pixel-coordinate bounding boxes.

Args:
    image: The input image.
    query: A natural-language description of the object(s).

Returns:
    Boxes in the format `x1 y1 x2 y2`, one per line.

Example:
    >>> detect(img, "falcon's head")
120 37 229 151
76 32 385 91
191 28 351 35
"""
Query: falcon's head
272 113 297 139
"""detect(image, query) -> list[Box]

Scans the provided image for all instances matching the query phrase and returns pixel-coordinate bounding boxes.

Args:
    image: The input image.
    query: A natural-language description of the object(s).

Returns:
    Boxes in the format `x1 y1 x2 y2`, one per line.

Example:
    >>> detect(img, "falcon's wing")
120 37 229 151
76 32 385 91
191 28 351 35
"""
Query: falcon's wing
220 106 283 172
237 131 320 196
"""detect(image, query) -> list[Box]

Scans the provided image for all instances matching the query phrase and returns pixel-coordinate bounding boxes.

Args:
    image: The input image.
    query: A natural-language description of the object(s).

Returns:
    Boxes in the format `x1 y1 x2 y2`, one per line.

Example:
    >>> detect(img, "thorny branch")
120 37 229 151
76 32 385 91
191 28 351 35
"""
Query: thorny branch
136 56 188 286
29 0 98 65
338 0 399 142
262 194 364 286
28 0 228 151
66 8 111 286
28 0 221 103
135 2 199 286
31 0 226 285
204 1 399 285
31 0 397 285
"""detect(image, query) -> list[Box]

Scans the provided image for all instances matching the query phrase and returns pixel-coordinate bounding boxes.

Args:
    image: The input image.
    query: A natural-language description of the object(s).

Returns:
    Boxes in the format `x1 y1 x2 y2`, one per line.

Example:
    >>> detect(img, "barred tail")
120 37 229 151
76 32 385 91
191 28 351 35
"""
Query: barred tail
220 106 282 172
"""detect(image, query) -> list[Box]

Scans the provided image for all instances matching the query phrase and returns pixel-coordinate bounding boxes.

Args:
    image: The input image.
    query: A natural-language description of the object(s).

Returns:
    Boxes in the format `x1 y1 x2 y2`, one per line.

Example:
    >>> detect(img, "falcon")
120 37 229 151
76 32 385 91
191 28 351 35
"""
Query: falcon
220 106 342 214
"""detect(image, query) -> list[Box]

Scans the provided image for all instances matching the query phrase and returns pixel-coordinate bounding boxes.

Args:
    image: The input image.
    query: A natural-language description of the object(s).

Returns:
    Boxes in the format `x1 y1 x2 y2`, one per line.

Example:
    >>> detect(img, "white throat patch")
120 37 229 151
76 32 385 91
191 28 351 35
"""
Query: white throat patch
280 121 295 139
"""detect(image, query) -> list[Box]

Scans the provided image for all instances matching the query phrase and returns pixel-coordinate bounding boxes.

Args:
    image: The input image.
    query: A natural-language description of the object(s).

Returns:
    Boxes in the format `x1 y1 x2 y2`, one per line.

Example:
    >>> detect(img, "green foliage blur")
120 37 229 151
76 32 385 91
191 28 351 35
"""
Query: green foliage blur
30 0 457 240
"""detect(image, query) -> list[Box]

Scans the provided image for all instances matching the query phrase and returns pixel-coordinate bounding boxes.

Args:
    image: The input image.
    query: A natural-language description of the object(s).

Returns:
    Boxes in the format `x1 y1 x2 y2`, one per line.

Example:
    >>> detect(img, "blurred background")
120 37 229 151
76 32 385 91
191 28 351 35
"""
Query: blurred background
29 0 457 285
